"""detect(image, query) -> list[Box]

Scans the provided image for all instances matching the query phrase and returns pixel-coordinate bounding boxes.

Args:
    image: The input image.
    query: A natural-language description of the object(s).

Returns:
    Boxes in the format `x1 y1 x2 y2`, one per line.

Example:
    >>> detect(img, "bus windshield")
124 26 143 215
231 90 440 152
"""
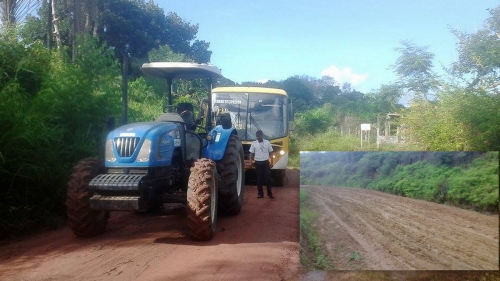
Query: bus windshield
212 92 288 141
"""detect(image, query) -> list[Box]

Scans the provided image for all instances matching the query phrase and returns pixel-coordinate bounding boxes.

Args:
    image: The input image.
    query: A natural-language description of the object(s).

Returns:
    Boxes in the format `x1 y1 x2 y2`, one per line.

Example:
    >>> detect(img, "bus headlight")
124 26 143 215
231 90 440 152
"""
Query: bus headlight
137 139 151 162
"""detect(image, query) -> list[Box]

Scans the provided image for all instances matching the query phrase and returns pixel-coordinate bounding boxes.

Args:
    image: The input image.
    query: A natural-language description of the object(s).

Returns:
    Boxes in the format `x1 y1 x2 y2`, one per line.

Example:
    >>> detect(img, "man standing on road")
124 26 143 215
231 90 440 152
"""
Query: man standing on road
249 130 274 199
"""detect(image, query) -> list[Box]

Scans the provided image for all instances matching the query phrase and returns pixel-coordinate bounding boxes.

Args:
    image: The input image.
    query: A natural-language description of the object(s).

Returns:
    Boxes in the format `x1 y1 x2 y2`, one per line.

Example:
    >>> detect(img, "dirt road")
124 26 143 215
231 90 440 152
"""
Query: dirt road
0 170 301 281
301 185 499 270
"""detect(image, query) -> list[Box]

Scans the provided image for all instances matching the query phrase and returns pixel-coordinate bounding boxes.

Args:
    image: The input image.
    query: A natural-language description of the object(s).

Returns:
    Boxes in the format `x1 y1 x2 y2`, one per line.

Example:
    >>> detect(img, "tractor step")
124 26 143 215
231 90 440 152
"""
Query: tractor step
90 195 145 211
89 174 145 191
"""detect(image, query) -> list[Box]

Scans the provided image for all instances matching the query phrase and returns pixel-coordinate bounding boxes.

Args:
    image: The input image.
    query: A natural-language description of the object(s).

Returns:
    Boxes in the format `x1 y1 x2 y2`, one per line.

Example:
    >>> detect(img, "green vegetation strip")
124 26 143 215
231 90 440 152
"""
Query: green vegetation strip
301 152 499 213
299 189 335 270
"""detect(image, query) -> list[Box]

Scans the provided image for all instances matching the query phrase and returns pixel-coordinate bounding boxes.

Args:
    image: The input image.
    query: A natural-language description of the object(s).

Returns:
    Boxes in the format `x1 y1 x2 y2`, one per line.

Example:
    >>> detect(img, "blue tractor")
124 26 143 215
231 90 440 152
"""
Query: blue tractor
66 62 244 240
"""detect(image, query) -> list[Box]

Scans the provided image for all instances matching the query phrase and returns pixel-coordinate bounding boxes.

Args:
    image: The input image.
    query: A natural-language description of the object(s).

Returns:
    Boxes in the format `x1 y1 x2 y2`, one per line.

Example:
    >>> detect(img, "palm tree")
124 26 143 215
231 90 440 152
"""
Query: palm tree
1 0 42 26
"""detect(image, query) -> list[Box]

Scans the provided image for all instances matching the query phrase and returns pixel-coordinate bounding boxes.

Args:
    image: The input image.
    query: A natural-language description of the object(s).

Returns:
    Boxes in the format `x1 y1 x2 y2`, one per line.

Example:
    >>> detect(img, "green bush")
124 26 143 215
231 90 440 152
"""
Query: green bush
300 152 498 212
0 32 121 238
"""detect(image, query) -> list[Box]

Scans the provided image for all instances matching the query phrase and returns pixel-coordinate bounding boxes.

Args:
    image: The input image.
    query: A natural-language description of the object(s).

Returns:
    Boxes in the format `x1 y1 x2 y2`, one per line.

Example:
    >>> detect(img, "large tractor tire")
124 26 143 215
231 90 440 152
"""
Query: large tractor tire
187 158 218 240
216 134 245 216
66 158 109 237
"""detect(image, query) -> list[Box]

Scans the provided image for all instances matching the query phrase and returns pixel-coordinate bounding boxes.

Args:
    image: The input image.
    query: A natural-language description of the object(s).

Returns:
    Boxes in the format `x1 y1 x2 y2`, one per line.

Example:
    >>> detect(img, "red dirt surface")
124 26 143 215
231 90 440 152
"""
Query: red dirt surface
301 185 499 271
0 170 301 281
1 173 498 281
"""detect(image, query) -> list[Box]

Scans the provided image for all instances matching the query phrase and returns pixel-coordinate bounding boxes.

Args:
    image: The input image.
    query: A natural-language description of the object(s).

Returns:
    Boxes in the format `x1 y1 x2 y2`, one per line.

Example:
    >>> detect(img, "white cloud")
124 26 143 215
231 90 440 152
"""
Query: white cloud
321 66 368 86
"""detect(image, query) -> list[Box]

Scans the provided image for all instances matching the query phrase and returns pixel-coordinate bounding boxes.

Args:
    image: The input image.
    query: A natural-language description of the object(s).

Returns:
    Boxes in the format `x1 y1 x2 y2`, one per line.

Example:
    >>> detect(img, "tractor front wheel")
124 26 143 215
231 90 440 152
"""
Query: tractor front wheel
216 134 245 216
66 158 109 237
187 158 218 240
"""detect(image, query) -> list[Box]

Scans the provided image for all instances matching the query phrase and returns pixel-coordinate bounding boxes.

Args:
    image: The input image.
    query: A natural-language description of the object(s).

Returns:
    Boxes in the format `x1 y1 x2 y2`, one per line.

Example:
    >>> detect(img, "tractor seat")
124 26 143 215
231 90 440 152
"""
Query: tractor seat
177 102 196 130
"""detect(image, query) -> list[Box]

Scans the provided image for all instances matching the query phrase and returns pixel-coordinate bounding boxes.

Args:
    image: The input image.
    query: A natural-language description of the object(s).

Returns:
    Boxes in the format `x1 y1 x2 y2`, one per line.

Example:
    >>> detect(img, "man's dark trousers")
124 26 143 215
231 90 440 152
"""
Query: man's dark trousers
255 160 272 197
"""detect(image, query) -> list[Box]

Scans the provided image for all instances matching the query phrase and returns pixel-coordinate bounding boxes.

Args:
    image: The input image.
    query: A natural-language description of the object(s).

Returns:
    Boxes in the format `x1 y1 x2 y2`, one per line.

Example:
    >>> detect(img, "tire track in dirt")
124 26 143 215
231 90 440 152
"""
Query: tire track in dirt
302 185 499 270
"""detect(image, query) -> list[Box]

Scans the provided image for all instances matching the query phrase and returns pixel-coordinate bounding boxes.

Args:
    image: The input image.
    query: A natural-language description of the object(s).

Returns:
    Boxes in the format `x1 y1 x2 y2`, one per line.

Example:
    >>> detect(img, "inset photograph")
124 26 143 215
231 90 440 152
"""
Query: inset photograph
300 151 499 271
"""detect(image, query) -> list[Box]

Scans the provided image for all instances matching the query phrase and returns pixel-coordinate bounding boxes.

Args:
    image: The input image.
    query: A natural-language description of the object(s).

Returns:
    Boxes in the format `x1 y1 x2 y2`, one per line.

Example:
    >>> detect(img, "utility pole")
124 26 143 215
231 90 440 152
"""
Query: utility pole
120 50 129 125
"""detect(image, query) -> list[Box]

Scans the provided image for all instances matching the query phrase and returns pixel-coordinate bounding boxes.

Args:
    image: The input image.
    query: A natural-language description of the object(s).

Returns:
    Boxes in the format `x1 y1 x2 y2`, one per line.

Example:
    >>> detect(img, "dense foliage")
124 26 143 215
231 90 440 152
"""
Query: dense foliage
0 31 121 237
300 152 499 213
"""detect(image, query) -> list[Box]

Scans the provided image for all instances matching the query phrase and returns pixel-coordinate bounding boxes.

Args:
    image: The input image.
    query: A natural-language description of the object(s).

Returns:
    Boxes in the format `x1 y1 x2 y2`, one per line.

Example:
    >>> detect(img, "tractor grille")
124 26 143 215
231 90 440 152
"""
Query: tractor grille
115 137 140 157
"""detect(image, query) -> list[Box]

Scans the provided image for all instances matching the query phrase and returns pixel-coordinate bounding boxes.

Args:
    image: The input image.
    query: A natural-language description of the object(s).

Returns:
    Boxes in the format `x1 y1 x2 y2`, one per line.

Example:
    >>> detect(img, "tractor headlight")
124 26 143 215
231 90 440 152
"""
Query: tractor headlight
105 139 116 162
137 139 151 162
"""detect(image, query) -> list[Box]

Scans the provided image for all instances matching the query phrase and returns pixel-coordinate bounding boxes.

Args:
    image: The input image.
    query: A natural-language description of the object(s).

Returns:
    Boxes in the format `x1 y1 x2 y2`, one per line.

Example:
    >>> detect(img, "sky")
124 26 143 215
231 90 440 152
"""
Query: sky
155 0 498 94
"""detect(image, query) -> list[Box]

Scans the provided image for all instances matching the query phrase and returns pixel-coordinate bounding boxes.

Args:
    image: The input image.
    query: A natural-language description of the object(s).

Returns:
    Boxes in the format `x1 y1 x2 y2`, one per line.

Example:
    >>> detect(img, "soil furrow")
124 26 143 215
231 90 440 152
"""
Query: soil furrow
302 185 499 270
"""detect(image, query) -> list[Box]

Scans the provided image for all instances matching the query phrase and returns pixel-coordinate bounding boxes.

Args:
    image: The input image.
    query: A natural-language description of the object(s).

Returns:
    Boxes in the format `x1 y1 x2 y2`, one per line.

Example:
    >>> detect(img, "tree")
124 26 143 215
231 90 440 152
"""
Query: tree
163 11 199 55
313 76 342 104
18 0 212 66
370 83 404 114
281 76 317 112
190 39 212 63
99 0 168 59
451 6 500 92
72 0 101 37
0 0 41 26
441 5 500 150
392 40 439 101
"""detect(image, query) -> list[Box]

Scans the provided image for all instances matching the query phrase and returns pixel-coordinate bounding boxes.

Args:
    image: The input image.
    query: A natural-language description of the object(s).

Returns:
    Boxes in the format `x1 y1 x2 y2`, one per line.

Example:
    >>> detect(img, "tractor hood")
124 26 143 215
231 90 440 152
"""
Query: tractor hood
105 121 181 167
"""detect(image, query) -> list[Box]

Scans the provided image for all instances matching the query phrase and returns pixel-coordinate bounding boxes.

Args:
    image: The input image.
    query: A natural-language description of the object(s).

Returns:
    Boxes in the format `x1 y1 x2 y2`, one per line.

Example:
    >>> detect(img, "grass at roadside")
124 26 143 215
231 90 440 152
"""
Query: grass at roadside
324 271 500 281
299 189 335 270
288 130 360 168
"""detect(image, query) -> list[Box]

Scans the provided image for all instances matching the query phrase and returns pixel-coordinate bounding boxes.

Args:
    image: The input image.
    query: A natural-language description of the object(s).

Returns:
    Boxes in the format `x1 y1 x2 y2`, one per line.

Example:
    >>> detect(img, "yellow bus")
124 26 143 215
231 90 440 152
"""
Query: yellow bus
211 87 293 186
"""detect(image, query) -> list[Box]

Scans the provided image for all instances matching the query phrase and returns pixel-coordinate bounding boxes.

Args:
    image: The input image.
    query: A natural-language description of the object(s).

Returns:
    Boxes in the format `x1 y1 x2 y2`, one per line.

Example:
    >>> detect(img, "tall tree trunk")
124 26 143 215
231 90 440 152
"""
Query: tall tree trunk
71 0 100 60
86 0 100 37
71 0 77 61
51 0 62 49
47 0 52 50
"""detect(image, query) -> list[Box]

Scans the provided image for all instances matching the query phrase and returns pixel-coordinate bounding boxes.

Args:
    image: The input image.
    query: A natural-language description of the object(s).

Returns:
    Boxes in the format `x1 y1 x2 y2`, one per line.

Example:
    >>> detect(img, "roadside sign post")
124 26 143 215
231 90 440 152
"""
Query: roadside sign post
360 123 371 148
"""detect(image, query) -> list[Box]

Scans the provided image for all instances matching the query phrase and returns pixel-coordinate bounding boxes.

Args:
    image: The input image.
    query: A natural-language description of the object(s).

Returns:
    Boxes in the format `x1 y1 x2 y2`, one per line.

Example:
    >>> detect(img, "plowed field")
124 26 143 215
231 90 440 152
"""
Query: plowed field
301 185 499 270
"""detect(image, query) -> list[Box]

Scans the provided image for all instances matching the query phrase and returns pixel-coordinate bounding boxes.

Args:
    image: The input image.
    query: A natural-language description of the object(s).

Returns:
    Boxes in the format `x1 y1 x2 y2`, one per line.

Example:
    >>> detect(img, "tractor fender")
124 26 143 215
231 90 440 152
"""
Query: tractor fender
203 126 237 161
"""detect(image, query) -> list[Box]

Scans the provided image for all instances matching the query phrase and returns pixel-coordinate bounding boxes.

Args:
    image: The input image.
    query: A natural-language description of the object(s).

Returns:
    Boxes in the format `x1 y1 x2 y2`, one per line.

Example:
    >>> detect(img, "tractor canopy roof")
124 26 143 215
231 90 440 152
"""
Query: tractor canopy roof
140 62 222 81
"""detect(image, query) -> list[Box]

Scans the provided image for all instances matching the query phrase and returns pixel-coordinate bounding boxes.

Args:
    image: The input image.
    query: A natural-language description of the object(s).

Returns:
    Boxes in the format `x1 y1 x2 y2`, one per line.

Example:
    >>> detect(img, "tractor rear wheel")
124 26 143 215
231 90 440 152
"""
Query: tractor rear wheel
66 158 109 237
216 134 245 216
187 158 218 240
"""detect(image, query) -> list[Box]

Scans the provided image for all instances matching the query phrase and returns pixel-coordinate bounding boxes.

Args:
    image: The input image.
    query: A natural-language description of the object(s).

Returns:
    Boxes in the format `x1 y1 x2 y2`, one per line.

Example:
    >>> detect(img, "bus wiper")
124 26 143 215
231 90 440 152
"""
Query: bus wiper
249 112 263 134
235 105 243 129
